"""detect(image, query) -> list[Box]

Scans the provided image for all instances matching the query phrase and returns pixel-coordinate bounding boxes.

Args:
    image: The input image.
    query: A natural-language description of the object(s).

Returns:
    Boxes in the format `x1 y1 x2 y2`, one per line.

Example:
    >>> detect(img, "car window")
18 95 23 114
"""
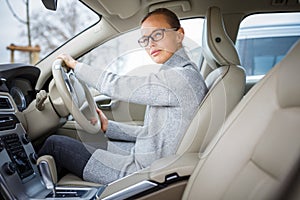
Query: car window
236 13 300 80
79 18 204 75
0 0 99 64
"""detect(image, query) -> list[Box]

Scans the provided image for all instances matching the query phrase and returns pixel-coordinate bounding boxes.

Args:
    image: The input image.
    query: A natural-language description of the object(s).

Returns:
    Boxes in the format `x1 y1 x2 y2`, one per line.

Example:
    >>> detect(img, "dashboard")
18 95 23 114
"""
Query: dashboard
0 63 40 112
0 64 102 199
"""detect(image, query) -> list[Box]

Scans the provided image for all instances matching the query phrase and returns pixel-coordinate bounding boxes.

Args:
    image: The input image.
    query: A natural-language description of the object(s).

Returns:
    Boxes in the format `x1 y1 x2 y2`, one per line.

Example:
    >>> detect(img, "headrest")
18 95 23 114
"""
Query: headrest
277 39 300 108
202 6 240 69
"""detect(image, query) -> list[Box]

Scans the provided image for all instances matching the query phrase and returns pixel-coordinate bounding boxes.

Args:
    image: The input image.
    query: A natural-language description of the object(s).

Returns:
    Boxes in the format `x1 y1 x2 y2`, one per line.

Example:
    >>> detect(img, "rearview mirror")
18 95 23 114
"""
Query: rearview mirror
42 0 58 11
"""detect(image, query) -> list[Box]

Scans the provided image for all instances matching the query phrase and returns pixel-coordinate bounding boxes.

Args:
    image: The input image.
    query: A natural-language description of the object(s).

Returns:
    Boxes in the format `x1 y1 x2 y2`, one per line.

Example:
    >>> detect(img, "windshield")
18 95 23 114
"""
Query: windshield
0 0 99 64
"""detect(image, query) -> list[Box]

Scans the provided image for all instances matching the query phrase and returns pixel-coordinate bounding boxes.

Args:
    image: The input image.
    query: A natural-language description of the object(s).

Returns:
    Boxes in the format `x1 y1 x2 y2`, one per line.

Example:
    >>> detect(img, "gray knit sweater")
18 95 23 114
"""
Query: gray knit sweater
74 48 207 184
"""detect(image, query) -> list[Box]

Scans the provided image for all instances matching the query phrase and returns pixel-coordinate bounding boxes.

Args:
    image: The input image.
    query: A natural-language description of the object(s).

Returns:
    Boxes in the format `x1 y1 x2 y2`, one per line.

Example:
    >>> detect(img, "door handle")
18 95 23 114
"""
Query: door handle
98 100 118 110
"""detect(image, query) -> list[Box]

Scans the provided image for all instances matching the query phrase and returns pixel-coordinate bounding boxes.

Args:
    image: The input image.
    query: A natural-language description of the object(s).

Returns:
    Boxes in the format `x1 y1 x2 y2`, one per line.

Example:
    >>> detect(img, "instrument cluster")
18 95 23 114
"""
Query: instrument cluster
0 63 40 112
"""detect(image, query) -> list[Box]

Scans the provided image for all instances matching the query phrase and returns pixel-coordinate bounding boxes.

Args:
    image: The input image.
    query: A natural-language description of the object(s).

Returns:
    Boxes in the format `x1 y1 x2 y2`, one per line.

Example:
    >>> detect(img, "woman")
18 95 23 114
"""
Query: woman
39 8 207 184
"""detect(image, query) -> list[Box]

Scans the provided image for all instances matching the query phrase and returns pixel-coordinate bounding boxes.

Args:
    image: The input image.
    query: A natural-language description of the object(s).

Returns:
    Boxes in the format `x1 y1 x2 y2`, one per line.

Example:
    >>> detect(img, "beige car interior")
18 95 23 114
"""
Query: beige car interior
38 5 246 194
38 10 300 200
1 0 300 199
98 27 300 200
182 38 300 200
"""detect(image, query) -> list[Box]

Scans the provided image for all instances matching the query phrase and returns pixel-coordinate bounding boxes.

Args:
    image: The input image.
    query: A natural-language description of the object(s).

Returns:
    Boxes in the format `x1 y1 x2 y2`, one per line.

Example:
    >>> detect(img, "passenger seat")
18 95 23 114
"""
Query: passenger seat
182 39 300 200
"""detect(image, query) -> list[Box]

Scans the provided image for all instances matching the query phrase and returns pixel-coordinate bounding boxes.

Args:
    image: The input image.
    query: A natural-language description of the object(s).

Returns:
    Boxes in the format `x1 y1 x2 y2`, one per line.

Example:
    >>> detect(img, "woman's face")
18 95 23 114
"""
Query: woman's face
140 14 184 64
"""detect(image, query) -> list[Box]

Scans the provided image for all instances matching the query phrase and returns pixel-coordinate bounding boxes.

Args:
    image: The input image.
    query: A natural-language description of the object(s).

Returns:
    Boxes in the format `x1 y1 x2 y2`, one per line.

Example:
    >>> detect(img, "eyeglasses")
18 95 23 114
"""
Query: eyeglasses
138 28 178 48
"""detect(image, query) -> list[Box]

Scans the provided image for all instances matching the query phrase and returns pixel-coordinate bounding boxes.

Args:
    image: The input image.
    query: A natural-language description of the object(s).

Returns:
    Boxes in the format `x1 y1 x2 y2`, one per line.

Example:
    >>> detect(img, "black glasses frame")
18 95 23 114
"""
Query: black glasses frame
138 28 179 47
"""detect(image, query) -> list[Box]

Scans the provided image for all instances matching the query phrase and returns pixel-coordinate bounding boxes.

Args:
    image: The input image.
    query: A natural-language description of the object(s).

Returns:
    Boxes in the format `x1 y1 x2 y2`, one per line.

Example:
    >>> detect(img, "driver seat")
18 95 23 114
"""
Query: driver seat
176 6 245 155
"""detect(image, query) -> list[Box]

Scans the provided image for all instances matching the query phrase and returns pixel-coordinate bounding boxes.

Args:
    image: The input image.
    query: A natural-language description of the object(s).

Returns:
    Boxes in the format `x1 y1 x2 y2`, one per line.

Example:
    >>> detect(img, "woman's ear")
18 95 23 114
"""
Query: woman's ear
177 27 185 42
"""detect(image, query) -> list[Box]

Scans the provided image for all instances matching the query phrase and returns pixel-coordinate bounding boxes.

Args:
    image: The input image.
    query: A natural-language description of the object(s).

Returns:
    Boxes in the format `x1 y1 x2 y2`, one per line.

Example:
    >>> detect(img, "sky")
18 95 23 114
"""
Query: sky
0 0 47 64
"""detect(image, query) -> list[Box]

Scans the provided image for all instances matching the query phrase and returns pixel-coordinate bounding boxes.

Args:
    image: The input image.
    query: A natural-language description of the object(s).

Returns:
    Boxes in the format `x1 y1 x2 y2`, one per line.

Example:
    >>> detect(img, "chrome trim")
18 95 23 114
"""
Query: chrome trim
102 180 158 200
41 186 99 199
38 161 55 190
0 173 17 200
0 95 14 112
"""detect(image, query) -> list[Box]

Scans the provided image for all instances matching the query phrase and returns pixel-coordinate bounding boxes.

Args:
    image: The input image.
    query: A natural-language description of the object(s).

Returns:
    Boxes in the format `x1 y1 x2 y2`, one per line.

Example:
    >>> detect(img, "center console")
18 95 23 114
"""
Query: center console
0 95 104 200
1 131 34 180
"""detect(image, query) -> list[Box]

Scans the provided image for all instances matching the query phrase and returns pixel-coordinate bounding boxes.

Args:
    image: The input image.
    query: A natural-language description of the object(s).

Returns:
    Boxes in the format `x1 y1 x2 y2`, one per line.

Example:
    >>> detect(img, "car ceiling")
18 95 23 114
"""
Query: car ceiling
82 0 300 32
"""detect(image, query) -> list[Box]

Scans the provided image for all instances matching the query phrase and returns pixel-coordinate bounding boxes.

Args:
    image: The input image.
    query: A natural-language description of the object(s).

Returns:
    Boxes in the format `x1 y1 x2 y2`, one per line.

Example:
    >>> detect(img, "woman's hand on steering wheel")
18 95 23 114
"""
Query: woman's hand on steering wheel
52 58 101 134
96 108 108 133
57 54 78 69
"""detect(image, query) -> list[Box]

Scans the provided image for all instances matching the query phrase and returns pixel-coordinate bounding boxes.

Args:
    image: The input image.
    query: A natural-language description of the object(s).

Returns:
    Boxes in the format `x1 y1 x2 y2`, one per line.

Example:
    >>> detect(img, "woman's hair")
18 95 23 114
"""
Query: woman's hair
141 8 181 29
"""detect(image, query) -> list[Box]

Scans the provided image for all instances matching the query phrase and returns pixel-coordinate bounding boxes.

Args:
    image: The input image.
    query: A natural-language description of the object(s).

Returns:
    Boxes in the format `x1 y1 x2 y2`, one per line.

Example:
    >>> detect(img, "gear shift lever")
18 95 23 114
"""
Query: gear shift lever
37 155 58 195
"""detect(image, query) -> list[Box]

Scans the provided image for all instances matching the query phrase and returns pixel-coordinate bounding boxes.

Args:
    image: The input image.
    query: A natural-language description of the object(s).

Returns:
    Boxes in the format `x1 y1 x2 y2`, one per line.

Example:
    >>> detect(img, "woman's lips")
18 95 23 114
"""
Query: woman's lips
150 49 160 57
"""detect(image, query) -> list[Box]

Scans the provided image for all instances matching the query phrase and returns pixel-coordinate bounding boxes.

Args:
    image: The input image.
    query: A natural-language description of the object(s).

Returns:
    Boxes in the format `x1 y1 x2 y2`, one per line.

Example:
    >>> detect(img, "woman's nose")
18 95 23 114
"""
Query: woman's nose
148 38 156 47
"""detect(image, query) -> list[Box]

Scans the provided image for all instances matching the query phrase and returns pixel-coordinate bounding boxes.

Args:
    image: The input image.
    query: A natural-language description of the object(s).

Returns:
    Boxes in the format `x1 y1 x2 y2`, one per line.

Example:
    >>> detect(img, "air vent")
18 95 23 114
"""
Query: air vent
0 96 13 111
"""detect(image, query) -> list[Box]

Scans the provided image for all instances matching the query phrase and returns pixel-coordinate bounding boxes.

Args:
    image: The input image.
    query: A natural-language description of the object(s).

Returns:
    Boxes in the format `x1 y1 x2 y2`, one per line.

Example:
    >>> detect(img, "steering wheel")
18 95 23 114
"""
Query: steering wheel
52 59 101 134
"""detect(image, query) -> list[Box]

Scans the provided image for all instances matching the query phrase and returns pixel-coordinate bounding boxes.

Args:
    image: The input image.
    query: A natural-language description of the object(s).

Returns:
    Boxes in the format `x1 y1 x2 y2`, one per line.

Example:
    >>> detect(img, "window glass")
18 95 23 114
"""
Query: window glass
1 0 99 64
236 13 300 78
36 0 99 58
182 18 204 67
79 18 204 75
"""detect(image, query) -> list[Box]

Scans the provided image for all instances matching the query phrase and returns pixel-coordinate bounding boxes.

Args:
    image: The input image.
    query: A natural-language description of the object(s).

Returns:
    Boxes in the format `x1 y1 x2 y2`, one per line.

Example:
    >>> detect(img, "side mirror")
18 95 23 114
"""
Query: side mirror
42 0 58 11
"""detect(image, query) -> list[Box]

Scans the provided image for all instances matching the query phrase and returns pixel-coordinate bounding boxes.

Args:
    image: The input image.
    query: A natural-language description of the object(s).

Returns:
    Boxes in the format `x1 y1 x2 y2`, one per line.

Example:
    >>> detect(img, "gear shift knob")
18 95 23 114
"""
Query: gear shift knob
37 155 57 190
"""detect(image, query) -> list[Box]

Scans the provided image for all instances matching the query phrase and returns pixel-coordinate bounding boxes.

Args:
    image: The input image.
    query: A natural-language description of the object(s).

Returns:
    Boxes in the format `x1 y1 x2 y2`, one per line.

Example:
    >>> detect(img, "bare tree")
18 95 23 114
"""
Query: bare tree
30 0 126 68
5 0 32 62
8 0 126 67
30 0 91 58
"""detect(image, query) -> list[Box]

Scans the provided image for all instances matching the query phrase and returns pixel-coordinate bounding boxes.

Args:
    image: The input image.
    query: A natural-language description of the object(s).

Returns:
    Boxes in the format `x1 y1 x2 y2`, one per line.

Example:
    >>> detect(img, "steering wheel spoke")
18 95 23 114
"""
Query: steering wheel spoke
52 59 101 134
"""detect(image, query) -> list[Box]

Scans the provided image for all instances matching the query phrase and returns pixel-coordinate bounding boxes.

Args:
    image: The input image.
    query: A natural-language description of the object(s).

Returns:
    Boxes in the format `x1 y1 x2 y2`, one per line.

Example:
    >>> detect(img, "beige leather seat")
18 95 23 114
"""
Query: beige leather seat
40 6 245 187
182 39 300 199
176 6 245 154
